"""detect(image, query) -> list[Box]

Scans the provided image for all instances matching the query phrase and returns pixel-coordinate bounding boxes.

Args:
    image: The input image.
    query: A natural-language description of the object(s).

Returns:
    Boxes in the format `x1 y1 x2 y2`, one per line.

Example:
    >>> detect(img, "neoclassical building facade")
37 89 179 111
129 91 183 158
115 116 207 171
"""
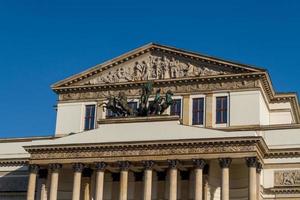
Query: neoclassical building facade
1 43 300 200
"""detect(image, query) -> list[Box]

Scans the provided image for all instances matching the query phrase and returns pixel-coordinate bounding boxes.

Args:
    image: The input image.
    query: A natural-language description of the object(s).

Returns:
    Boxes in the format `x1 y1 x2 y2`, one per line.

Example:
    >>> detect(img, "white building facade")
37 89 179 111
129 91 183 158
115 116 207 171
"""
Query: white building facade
1 43 300 200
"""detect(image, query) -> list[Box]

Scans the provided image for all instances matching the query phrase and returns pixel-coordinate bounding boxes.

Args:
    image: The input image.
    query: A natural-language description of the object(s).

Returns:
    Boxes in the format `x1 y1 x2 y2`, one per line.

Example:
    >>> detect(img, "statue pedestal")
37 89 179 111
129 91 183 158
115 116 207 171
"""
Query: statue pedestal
98 115 180 125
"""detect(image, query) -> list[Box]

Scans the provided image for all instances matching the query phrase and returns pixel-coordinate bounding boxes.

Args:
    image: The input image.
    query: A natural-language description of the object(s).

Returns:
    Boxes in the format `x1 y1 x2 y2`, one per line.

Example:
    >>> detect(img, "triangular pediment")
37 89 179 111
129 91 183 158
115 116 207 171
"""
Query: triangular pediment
52 43 265 89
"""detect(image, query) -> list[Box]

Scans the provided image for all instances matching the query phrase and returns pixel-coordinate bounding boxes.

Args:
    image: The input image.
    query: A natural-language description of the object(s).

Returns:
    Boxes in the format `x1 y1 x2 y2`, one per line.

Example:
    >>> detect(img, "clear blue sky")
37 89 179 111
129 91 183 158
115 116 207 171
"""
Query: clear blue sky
0 0 299 138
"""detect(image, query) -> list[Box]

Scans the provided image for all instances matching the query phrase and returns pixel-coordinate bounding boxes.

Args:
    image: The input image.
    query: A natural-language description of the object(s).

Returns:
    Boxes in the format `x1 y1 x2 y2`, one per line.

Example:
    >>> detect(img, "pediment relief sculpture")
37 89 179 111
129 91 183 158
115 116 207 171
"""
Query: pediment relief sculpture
82 55 231 85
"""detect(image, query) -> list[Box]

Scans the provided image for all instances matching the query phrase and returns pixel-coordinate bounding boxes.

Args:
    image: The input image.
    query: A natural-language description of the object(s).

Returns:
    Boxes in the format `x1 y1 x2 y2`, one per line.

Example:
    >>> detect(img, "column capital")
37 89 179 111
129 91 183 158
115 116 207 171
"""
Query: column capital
29 164 40 173
256 162 263 173
49 163 62 172
72 163 85 172
118 161 130 171
95 162 107 171
143 160 155 170
246 157 258 168
168 159 180 169
193 159 206 169
219 158 232 168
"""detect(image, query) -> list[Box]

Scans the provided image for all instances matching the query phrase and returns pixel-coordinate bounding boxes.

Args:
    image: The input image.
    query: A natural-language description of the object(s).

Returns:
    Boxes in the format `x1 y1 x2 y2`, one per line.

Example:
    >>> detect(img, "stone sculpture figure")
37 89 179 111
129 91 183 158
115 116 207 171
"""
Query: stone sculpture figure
116 92 133 116
100 92 133 117
101 82 174 117
148 89 163 115
137 82 153 116
160 90 174 114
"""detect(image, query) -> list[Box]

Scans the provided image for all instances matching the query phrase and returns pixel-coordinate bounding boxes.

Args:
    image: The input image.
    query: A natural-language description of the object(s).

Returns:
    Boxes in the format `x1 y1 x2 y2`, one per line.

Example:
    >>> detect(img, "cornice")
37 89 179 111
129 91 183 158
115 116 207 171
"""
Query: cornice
23 137 268 164
266 148 300 159
24 136 265 152
265 187 300 194
0 158 28 167
212 124 300 132
52 72 263 93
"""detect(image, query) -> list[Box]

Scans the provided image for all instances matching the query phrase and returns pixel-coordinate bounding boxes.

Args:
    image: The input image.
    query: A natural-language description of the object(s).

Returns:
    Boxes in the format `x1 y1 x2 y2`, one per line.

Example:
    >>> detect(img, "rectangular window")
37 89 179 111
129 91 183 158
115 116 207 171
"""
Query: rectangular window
170 99 182 117
192 98 204 125
84 105 96 130
216 96 228 124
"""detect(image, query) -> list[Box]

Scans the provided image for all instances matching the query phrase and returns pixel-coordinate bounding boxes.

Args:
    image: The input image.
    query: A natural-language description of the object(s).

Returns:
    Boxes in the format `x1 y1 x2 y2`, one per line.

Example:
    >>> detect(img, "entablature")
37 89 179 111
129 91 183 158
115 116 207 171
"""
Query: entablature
24 137 267 165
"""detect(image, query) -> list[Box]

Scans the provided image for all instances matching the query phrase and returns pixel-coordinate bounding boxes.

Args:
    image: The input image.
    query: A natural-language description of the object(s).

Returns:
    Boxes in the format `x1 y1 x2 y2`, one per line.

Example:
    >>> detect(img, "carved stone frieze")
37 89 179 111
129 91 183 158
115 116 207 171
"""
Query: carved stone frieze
28 142 256 161
82 55 231 85
274 170 300 187
59 79 260 101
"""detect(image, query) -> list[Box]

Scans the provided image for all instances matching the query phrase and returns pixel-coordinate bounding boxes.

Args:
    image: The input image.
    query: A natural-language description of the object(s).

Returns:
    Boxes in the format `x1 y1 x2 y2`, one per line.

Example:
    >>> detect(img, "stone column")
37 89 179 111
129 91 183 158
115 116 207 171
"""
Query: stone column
143 161 155 200
95 162 107 200
118 161 130 200
168 160 179 200
219 158 232 200
246 157 257 200
193 159 206 200
256 162 262 200
72 163 84 200
27 164 39 200
49 164 62 200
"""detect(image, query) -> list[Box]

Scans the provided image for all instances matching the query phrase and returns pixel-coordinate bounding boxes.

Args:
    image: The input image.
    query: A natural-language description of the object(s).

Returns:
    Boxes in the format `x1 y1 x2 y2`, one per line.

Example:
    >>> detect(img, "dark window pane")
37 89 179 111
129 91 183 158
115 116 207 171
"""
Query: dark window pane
192 98 204 125
216 96 228 124
223 109 227 123
171 99 181 117
84 105 96 130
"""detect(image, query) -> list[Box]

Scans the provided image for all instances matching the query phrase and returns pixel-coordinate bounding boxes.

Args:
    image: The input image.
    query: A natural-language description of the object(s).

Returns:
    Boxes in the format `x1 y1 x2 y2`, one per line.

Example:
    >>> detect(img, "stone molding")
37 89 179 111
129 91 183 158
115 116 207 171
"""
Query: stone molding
219 158 232 168
192 159 206 169
0 159 28 167
24 137 266 164
57 74 261 101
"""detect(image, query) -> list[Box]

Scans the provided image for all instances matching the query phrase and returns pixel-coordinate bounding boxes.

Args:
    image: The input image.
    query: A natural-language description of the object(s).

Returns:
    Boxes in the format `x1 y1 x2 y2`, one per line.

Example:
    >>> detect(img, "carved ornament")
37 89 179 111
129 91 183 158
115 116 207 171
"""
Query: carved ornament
274 170 300 187
84 55 229 85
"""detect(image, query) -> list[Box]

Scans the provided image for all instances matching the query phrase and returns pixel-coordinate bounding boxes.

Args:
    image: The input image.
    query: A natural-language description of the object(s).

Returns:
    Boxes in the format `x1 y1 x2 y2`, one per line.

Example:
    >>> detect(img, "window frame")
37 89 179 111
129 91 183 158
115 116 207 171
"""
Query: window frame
84 104 97 131
169 96 183 118
189 94 206 127
213 93 230 127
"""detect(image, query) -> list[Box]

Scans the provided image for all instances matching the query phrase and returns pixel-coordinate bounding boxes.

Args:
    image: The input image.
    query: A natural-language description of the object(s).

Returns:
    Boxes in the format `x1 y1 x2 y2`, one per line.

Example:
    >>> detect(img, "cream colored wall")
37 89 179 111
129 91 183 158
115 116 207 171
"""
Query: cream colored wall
230 91 261 126
55 102 97 136
269 111 293 125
